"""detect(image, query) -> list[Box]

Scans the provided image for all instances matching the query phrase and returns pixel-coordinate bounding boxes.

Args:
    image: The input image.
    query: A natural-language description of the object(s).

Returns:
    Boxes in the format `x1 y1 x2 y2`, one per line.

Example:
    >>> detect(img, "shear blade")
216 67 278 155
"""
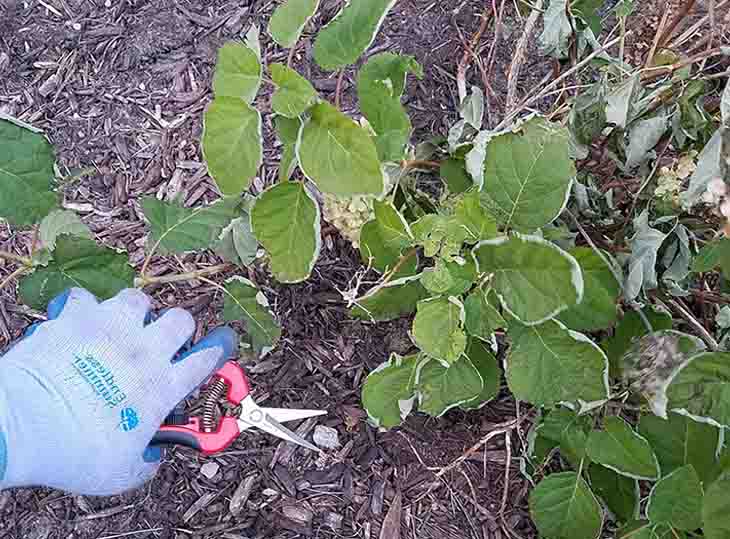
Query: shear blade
237 397 325 452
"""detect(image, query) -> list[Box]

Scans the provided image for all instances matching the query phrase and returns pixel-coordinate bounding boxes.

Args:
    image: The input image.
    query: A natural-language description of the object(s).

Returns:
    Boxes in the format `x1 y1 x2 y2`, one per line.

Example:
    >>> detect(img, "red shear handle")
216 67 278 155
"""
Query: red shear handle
215 361 251 405
151 417 240 455
150 361 251 454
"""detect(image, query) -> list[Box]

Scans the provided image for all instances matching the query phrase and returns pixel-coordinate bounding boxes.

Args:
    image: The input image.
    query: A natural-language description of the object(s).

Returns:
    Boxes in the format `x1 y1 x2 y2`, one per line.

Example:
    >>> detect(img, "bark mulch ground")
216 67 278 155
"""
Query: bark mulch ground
0 0 718 538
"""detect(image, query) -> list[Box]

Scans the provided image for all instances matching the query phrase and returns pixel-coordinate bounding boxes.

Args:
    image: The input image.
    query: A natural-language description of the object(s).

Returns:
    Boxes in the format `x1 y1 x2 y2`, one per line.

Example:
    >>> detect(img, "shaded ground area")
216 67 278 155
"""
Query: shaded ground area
0 1 540 538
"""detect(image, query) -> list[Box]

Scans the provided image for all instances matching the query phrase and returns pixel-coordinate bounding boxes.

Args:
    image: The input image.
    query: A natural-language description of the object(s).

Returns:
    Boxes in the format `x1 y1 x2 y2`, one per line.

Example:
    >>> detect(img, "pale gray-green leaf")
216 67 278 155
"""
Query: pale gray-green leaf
212 41 261 103
606 75 639 128
472 233 583 325
313 0 397 70
530 472 603 539
647 465 703 531
215 216 258 267
460 86 484 130
557 247 620 331
143 196 239 253
626 116 668 169
667 351 730 428
624 210 668 301
297 102 384 196
268 0 320 48
361 353 418 429
202 98 262 195
0 118 58 226
251 182 320 283
540 0 572 58
420 257 476 296
506 320 610 407
481 117 575 231
722 78 730 126
639 412 719 486
412 297 466 365
681 127 729 209
39 210 91 250
270 63 317 118
19 236 134 309
586 416 660 480
415 355 483 417
222 276 281 354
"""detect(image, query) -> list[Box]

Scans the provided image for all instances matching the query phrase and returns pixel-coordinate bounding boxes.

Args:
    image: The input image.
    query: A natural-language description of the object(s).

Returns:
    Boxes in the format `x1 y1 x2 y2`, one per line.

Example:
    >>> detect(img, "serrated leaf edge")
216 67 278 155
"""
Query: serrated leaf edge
589 417 661 481
413 355 483 417
645 465 704 529
268 0 321 48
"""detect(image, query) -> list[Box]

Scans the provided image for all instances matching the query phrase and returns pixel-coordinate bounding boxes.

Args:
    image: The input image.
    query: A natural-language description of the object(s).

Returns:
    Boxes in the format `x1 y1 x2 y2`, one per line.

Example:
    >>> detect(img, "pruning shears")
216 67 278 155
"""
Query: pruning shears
151 361 326 454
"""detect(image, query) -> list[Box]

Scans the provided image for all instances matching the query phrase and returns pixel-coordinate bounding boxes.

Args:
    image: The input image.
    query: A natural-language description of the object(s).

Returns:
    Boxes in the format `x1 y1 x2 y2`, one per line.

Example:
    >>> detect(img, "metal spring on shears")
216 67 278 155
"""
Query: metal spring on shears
201 377 228 432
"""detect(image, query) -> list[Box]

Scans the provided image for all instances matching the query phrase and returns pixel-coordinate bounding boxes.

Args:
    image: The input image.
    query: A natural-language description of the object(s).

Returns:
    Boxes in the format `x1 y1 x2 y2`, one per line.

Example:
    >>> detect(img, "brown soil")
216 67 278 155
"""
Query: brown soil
0 0 724 537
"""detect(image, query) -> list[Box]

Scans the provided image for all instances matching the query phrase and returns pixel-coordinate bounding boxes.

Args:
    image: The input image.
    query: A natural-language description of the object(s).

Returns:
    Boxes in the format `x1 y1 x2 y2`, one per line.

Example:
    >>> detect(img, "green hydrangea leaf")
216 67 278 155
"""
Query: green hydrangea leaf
0 119 58 226
453 190 498 243
703 472 730 539
621 331 706 419
202 98 262 195
357 52 422 161
222 276 281 354
460 338 501 410
540 0 572 59
359 200 414 275
251 182 320 283
215 216 258 267
667 351 730 428
20 236 134 309
692 238 730 277
361 353 418 429
529 472 603 539
270 63 318 118
212 41 261 103
472 233 583 325
617 521 686 539
420 257 476 296
275 116 300 181
297 102 384 196
481 117 575 232
412 297 466 365
440 158 472 194
142 196 239 253
639 413 720 485
538 408 592 468
586 416 660 480
647 465 703 531
411 214 469 261
415 355 483 417
506 320 609 407
464 288 507 340
313 0 397 70
351 277 428 321
39 210 91 250
268 0 320 48
557 247 620 331
588 464 638 522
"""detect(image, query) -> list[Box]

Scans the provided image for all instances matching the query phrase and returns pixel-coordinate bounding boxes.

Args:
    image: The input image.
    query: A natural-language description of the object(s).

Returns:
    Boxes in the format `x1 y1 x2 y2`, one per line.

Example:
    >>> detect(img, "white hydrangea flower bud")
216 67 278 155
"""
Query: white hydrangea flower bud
721 200 730 218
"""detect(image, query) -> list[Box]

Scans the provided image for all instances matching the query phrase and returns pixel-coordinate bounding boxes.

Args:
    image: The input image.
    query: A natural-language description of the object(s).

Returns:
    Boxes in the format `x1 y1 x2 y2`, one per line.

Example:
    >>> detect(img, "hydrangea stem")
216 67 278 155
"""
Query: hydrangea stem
0 251 32 267
136 264 230 287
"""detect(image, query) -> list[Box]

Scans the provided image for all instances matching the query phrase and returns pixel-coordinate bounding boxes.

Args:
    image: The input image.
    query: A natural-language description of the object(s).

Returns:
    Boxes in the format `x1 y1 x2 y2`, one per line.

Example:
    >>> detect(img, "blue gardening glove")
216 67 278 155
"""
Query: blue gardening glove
0 288 237 496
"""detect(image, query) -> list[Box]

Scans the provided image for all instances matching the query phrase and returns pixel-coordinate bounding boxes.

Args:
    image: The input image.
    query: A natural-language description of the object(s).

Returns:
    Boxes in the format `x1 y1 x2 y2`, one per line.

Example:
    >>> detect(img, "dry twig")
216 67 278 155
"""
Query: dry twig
505 0 544 112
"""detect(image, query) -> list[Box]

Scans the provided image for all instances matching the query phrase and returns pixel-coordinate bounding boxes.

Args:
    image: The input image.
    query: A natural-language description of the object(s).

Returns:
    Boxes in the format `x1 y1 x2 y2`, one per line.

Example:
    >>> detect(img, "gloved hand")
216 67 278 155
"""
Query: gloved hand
0 288 237 496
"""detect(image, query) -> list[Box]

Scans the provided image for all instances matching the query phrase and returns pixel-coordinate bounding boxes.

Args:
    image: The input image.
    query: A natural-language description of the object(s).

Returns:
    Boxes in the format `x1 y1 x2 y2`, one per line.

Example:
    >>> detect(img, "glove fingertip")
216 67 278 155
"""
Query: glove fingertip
143 445 162 463
46 289 71 319
176 326 238 367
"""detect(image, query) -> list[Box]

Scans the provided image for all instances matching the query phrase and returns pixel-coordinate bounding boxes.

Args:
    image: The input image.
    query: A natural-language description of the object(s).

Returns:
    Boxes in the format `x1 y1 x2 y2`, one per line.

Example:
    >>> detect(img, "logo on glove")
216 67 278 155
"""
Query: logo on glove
119 408 140 432
72 353 127 408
